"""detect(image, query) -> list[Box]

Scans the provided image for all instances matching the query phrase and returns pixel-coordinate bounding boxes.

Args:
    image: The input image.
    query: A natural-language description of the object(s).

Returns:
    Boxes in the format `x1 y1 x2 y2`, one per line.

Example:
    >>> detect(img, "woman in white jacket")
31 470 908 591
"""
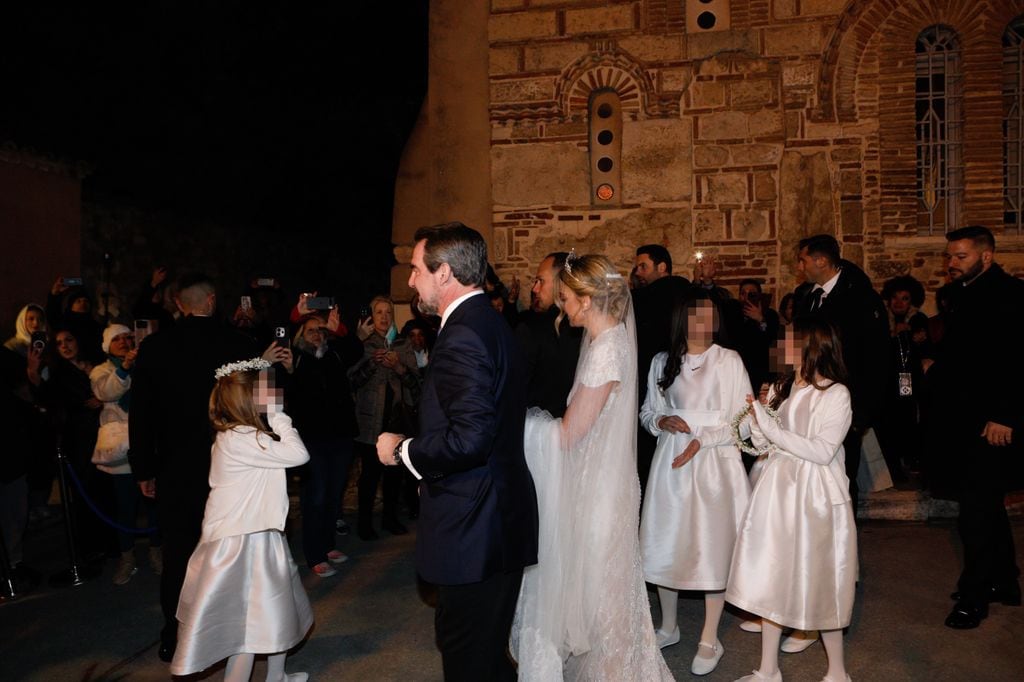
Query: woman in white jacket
91 324 160 585
726 318 857 682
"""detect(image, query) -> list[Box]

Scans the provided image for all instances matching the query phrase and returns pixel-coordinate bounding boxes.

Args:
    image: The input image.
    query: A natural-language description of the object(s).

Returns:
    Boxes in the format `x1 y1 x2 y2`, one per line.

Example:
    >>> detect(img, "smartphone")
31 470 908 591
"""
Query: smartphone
134 319 151 346
256 277 276 288
62 277 83 287
274 326 290 349
359 305 371 320
306 296 335 310
240 295 252 311
30 331 47 353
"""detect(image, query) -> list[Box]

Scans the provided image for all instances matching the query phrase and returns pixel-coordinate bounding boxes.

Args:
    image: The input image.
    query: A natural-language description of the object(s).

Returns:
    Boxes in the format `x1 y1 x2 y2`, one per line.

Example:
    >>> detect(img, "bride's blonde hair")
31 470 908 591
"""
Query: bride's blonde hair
557 254 630 324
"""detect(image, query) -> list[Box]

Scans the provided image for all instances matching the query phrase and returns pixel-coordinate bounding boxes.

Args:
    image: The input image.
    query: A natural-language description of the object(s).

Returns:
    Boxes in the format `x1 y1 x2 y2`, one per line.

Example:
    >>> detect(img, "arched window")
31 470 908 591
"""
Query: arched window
1004 18 1024 234
589 90 622 206
915 26 963 235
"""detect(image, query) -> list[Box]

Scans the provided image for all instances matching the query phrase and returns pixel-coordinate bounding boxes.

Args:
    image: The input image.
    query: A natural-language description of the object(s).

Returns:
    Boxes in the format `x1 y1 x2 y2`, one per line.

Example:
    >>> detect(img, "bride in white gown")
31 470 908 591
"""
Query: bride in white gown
510 253 673 681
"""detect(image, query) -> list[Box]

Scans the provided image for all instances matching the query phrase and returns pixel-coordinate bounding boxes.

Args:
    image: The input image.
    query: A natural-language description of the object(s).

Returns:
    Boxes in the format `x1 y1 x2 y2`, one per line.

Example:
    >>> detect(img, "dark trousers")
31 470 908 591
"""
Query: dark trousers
356 442 401 529
956 444 1021 606
435 569 523 682
300 437 353 567
108 473 160 553
157 481 207 646
844 427 863 521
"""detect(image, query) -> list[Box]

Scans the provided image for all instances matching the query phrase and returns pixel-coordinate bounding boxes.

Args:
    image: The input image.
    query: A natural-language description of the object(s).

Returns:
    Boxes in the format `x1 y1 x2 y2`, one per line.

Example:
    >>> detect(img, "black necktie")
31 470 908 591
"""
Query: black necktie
808 288 824 312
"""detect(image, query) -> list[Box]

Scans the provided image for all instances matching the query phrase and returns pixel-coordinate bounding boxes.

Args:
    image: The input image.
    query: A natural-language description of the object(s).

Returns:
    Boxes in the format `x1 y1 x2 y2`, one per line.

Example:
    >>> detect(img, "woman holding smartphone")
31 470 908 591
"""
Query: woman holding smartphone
348 296 420 541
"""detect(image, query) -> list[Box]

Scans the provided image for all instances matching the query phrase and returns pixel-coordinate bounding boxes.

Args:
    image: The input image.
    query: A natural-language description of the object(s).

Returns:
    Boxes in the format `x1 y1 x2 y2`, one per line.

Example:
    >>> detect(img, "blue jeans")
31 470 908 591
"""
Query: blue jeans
300 437 354 567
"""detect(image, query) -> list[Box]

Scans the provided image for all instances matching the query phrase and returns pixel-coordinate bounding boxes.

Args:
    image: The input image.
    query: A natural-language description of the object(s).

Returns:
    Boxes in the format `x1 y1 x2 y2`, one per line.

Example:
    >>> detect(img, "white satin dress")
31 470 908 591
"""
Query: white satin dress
639 345 752 590
725 382 858 631
513 324 673 681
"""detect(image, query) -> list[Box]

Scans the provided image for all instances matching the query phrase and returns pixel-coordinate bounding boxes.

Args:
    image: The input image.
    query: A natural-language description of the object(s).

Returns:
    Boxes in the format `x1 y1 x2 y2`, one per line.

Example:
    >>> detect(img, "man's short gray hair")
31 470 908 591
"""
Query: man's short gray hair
414 222 488 288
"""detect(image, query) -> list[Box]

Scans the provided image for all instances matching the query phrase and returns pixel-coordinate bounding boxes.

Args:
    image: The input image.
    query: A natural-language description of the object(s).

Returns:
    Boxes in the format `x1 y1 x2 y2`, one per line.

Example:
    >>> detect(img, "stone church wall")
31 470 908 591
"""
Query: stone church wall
399 0 1024 311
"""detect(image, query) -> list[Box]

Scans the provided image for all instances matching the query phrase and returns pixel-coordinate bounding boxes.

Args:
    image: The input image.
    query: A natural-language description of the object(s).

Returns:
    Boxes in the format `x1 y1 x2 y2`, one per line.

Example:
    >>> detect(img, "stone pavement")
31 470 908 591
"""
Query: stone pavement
2 499 1023 681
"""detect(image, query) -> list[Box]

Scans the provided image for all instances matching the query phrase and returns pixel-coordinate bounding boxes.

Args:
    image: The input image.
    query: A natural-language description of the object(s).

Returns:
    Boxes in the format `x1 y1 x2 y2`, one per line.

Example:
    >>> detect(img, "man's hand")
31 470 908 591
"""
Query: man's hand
981 421 1013 447
742 300 764 323
139 479 156 498
377 432 404 466
672 439 701 468
657 415 691 434
51 276 69 296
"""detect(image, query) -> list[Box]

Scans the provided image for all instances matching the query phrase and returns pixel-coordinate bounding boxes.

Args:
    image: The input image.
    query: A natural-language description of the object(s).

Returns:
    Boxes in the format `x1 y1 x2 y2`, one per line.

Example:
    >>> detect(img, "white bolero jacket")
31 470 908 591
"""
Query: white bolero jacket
750 381 853 505
200 411 310 544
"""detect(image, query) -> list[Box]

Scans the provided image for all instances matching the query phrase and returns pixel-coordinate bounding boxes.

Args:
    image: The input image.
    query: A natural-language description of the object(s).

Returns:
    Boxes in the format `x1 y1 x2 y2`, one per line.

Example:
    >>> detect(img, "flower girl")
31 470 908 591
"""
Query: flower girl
171 358 313 682
725 319 857 682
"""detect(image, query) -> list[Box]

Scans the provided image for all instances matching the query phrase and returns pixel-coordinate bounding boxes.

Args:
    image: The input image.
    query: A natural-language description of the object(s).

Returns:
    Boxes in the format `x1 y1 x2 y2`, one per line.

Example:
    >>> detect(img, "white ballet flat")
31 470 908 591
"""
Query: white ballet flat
690 639 724 676
780 629 818 653
735 670 782 682
739 618 763 632
819 675 851 682
655 625 680 649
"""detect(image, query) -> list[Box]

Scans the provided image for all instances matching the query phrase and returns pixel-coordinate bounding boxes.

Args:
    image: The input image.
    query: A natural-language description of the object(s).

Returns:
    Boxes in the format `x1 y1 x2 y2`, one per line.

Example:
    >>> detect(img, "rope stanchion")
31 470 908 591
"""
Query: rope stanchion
53 438 87 587
61 456 159 536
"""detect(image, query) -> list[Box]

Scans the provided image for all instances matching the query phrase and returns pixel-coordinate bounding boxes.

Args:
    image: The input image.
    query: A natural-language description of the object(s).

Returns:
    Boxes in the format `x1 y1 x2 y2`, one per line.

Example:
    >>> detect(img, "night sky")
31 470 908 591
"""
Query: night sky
1 2 428 247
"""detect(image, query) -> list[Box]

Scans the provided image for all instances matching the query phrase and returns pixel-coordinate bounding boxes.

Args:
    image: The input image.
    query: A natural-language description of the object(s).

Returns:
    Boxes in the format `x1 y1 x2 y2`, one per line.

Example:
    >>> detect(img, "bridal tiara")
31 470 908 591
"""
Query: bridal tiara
563 248 624 283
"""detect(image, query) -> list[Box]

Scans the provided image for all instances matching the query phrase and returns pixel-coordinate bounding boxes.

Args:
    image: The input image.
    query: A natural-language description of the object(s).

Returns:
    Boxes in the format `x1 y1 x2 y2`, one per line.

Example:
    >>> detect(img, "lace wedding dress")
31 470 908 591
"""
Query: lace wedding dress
511 309 674 681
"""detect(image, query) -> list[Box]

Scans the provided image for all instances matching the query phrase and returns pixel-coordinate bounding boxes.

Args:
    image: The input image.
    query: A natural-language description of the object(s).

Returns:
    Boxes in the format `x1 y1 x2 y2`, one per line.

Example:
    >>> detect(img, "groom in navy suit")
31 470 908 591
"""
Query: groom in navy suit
377 222 539 681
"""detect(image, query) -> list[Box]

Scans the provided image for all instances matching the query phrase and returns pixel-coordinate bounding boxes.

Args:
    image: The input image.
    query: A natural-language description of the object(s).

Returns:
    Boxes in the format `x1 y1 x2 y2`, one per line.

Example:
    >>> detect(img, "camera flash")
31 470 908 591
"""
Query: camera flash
695 251 704 261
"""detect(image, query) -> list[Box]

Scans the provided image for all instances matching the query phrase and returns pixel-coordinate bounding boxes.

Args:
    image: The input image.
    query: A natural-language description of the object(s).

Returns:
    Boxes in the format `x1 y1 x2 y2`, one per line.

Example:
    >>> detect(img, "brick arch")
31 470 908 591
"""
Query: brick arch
816 0 1024 122
556 50 656 121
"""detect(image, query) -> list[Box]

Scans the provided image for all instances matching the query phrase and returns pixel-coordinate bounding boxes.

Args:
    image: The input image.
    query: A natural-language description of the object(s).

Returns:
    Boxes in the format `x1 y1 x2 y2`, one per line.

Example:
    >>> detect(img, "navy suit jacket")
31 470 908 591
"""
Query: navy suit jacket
408 293 539 586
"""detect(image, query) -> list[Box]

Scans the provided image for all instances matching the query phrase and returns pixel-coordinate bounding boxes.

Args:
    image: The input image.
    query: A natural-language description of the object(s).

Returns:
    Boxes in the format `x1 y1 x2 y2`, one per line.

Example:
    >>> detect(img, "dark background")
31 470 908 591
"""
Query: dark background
0 2 429 321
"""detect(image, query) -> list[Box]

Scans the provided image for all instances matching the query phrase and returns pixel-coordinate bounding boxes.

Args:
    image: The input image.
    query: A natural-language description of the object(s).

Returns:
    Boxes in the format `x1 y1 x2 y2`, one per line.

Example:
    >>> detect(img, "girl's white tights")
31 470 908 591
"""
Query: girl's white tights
656 587 726 653
821 628 847 681
224 652 307 682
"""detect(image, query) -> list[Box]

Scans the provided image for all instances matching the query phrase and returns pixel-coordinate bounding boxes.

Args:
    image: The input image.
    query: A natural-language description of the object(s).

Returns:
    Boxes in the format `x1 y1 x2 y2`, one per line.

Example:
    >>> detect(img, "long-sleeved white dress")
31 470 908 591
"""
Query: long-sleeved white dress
639 344 752 590
725 382 857 631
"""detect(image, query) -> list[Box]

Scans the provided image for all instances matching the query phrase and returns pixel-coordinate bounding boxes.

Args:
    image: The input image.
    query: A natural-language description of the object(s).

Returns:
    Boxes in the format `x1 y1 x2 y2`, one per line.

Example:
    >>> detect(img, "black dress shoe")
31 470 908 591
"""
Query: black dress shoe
945 602 988 629
382 519 408 535
949 583 1022 606
158 641 176 662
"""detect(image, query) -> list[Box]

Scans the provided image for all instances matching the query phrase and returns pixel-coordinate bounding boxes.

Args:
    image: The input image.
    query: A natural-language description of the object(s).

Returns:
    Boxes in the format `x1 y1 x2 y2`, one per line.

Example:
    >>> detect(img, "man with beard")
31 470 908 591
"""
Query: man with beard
926 225 1023 629
376 223 538 680
514 252 582 417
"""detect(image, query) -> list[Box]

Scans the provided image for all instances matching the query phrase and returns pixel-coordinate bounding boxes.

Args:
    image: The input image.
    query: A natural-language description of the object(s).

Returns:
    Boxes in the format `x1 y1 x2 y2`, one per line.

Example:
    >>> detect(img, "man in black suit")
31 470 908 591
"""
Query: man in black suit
794 235 890 516
926 226 1023 629
514 251 581 417
128 274 274 661
377 223 539 681
632 244 690 496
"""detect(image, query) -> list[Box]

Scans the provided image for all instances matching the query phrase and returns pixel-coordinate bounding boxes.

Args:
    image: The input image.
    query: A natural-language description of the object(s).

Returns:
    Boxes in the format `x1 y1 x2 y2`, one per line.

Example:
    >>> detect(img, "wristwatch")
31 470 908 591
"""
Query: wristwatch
392 438 407 465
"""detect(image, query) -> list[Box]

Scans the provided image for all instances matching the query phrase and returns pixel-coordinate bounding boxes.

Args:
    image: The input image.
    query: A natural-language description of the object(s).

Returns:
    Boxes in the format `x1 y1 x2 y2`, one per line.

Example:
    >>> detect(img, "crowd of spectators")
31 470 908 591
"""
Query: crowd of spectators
1 232 1016 641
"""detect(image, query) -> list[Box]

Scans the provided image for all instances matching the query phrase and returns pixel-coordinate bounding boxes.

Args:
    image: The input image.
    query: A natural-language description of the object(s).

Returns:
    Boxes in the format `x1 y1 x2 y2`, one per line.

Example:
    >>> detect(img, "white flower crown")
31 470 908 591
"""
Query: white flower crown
214 357 272 380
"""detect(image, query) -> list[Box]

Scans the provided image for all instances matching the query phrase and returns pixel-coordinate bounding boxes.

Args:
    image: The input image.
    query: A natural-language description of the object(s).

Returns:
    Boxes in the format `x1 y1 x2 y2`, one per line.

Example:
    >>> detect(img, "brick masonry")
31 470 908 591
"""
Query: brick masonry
403 0 1024 311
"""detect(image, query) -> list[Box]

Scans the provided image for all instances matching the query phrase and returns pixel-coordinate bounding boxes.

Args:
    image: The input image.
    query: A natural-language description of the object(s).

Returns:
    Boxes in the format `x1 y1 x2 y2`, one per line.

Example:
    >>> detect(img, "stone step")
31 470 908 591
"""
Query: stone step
858 488 1024 521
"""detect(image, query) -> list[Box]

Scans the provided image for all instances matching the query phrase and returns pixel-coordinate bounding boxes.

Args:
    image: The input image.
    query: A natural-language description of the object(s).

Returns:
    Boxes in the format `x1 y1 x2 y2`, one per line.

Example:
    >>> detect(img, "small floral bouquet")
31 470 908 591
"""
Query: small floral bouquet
730 403 781 456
